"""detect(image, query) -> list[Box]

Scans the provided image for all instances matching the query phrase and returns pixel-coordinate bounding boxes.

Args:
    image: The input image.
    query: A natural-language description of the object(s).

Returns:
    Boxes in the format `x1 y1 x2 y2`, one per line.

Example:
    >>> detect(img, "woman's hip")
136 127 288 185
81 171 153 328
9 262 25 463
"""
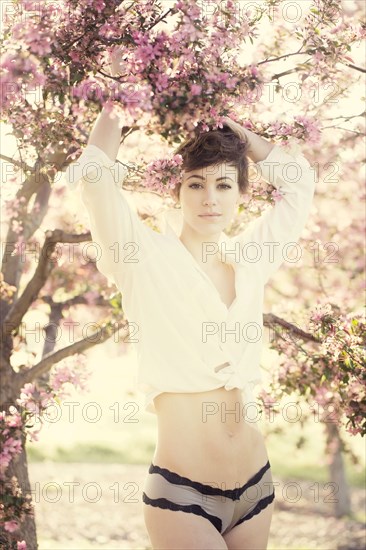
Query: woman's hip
142 457 276 536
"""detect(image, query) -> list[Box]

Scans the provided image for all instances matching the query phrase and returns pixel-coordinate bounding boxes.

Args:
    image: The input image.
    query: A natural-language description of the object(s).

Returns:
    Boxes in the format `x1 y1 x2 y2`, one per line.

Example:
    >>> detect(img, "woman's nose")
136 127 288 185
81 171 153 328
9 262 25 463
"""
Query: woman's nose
203 189 218 205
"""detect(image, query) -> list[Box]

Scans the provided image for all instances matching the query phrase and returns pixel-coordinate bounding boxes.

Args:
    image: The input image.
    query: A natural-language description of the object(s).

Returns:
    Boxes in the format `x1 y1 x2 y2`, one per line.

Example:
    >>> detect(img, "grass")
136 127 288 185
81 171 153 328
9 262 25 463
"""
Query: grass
32 440 156 464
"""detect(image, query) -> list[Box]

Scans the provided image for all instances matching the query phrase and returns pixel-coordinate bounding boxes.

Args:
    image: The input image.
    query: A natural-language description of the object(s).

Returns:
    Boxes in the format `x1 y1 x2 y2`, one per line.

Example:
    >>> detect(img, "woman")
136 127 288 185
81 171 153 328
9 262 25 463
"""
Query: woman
65 49 316 549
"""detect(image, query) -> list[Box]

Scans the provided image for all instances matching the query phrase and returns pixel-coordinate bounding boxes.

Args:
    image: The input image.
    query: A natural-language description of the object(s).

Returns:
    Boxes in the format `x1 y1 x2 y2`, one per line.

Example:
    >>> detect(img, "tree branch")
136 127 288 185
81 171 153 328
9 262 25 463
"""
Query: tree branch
17 318 129 385
320 126 364 135
1 230 92 339
321 111 365 122
257 49 308 65
41 293 115 309
263 312 320 343
258 49 366 75
146 8 175 31
340 62 366 74
271 67 301 80
0 154 33 173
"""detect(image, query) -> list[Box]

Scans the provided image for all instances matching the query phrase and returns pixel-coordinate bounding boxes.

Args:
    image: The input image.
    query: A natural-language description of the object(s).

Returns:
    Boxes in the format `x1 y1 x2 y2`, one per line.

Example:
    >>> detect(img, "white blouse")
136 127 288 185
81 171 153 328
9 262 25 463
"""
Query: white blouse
64 142 316 414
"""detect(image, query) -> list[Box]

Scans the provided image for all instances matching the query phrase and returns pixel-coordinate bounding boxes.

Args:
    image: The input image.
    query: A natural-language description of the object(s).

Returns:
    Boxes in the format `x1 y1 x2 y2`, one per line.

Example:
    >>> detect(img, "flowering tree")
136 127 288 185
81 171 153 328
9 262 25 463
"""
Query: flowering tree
1 0 365 546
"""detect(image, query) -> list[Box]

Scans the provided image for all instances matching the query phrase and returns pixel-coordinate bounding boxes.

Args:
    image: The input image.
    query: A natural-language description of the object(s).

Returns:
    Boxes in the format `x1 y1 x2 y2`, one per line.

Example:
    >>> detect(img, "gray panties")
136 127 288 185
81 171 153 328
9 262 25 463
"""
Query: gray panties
142 459 275 535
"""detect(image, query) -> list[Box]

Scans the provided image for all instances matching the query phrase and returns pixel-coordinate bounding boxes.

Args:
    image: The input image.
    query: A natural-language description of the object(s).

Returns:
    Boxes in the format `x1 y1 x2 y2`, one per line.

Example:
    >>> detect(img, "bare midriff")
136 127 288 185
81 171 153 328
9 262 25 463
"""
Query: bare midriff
152 386 269 490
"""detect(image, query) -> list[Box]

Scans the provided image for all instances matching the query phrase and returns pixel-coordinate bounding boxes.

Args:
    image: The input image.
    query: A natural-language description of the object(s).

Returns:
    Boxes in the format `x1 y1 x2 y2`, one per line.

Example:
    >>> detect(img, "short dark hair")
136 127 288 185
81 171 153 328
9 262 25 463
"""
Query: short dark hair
172 124 250 200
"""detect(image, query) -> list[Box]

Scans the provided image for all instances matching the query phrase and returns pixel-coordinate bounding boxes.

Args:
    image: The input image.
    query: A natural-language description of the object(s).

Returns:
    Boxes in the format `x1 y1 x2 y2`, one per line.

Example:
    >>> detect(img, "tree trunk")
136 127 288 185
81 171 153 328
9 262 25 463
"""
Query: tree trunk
325 421 351 517
0 431 38 550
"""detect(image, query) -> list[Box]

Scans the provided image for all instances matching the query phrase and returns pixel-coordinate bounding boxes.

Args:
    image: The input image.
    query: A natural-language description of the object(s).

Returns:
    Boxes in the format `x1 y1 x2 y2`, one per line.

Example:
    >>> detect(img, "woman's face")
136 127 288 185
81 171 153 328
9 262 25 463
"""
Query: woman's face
178 162 242 236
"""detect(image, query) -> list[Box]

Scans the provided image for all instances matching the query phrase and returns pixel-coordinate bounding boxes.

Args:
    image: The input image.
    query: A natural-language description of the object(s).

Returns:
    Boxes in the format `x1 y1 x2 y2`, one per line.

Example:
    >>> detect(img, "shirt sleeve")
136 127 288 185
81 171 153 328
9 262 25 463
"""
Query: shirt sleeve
231 143 316 285
63 143 154 288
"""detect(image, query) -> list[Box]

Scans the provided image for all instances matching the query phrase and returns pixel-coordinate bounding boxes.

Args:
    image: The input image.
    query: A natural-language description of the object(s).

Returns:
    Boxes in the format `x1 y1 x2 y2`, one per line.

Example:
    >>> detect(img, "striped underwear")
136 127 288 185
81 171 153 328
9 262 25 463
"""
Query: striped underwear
142 459 275 535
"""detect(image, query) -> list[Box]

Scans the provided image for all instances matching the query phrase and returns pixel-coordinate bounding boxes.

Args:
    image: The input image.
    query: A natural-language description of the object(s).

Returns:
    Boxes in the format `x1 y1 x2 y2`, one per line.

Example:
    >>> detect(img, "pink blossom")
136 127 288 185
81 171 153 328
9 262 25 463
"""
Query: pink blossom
69 50 81 63
92 0 105 12
27 428 41 443
294 115 321 145
309 302 333 323
271 189 284 202
190 84 202 96
49 355 90 398
154 73 170 92
250 65 259 77
22 1 38 9
347 425 362 436
143 154 184 194
23 382 36 396
172 155 183 166
4 520 19 533
4 437 22 454
0 453 12 469
131 30 166 67
17 542 27 550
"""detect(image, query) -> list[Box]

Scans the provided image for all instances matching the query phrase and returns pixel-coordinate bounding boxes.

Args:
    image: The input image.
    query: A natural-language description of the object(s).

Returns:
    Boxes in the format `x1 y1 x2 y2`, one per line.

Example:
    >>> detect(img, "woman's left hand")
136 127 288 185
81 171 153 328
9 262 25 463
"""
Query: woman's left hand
222 116 248 143
109 45 124 77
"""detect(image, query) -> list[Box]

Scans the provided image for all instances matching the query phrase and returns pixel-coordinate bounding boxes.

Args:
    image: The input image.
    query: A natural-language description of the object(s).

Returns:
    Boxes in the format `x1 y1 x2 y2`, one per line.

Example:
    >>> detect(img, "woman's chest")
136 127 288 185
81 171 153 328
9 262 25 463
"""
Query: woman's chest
201 262 236 310
129 243 264 321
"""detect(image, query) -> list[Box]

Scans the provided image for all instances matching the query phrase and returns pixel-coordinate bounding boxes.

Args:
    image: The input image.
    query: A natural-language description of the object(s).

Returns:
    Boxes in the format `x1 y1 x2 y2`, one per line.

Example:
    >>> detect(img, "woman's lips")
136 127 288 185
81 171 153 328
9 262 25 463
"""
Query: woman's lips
199 214 222 218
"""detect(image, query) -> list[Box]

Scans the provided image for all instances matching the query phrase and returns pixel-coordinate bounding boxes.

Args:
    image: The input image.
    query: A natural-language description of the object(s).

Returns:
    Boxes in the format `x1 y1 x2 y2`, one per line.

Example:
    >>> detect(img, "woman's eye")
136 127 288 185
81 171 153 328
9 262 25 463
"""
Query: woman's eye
188 183 232 189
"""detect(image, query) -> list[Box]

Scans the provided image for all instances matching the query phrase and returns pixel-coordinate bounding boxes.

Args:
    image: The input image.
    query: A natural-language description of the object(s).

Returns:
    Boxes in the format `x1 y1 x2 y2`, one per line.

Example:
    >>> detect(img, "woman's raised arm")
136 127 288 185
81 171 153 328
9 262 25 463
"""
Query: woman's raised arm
222 116 275 163
222 117 316 286
87 103 123 162
63 47 159 288
86 47 126 160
